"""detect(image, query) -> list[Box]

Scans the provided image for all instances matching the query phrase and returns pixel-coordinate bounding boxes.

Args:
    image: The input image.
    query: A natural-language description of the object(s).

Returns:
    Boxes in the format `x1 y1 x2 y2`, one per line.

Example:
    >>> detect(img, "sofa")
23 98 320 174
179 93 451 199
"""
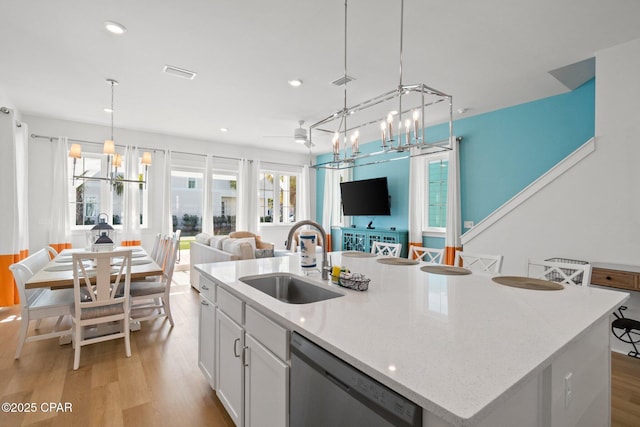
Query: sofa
189 232 275 289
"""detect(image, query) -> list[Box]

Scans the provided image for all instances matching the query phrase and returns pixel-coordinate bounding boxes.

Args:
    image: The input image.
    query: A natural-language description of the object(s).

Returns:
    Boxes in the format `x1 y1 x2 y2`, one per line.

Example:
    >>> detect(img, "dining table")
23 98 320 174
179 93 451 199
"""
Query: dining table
25 246 163 340
25 246 163 290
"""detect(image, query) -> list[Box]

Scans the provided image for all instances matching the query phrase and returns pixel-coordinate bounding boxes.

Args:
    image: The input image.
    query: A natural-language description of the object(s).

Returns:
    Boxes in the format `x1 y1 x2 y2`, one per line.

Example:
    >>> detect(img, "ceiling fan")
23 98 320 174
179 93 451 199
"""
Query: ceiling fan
263 120 314 148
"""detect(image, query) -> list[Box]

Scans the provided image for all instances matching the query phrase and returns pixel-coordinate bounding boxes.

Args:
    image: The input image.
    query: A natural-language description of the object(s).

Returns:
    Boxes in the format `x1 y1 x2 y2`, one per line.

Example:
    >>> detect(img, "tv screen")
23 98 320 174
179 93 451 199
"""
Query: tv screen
340 177 391 216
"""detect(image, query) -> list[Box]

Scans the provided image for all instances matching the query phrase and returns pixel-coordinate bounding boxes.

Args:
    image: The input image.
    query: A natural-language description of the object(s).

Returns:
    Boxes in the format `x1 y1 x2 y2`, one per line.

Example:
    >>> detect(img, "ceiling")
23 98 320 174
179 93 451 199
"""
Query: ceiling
2 0 640 155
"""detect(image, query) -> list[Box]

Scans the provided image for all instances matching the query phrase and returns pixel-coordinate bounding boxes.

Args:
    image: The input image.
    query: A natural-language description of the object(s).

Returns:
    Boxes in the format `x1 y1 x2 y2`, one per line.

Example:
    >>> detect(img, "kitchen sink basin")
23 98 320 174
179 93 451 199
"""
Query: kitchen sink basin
239 273 344 304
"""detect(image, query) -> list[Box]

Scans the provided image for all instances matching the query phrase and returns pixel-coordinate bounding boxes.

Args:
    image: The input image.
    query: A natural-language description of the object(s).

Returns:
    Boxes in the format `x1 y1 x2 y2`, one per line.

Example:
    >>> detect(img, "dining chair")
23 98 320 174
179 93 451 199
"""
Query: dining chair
408 245 444 263
454 251 503 274
148 233 162 263
371 241 402 257
527 259 592 286
71 250 133 370
129 234 179 327
10 250 74 359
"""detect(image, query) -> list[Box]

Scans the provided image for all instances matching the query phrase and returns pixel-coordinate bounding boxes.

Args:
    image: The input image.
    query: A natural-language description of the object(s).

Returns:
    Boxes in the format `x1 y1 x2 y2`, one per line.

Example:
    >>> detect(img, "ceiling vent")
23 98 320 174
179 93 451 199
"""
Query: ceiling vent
163 65 197 80
330 74 355 86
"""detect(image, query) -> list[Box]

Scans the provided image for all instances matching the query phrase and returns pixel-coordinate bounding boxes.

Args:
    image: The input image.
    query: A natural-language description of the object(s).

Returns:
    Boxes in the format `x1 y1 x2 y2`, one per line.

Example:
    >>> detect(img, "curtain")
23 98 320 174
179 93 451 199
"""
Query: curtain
49 136 72 252
121 145 141 246
298 165 311 221
0 110 29 306
321 168 340 251
408 147 426 251
237 159 259 233
444 137 462 265
202 155 214 235
160 150 173 235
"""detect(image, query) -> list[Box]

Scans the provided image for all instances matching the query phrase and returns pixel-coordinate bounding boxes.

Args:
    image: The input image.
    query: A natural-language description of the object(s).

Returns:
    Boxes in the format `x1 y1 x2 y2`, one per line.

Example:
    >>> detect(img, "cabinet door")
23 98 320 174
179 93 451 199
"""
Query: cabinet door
216 309 244 427
244 333 289 427
198 295 215 389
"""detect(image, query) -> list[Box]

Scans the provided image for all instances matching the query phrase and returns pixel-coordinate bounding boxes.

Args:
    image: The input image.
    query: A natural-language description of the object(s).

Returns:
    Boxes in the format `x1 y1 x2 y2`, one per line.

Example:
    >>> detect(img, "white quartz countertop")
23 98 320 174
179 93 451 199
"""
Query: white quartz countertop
195 253 628 426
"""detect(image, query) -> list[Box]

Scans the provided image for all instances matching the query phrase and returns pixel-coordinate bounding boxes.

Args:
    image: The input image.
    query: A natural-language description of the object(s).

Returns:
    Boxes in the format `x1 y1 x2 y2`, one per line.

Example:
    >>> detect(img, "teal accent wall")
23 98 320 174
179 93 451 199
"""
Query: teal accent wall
316 79 595 239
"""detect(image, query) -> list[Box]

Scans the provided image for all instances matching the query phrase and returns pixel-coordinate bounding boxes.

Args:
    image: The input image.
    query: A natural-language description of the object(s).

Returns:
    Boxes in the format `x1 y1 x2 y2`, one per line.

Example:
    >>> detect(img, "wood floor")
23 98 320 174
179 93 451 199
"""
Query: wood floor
0 272 234 427
1 271 639 426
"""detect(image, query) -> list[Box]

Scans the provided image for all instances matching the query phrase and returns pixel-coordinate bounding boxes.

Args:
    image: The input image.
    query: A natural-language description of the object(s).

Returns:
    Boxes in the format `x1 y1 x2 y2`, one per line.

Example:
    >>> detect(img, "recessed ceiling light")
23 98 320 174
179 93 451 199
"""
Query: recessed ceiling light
288 79 303 87
104 21 127 35
220 127 229 132
104 107 113 113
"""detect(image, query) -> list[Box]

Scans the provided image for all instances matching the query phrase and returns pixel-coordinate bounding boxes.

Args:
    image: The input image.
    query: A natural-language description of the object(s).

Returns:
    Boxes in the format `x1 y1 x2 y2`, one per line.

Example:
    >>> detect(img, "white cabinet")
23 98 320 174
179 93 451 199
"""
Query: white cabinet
244 333 289 427
198 272 290 427
216 291 245 427
198 294 215 388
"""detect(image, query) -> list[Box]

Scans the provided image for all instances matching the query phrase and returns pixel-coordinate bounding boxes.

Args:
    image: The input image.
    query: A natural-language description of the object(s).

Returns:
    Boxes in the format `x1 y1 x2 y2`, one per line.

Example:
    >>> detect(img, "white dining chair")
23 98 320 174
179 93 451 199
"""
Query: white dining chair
371 241 402 257
527 259 592 287
454 251 503 274
129 234 179 327
408 245 444 264
71 250 133 370
10 249 74 359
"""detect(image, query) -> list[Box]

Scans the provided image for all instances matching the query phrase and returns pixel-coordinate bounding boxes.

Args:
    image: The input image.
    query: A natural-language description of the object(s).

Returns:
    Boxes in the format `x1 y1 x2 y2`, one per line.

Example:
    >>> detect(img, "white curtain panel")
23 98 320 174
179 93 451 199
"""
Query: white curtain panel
237 159 259 233
202 155 214 235
49 136 71 251
0 109 28 306
160 150 173 235
121 145 141 245
444 137 462 265
408 147 426 246
299 165 311 220
321 168 336 233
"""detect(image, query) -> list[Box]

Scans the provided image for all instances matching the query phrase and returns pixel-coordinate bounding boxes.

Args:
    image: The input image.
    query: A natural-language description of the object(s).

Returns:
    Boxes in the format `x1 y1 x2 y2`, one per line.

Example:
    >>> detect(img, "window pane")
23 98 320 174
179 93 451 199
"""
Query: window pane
279 174 296 223
427 159 448 228
71 156 102 226
259 173 274 223
172 170 203 237
212 173 237 235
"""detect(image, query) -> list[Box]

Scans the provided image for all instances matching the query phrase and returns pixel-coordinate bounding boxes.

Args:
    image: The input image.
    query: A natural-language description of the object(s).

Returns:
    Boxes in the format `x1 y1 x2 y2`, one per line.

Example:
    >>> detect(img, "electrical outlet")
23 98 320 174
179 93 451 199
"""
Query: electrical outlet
463 221 474 229
564 372 573 408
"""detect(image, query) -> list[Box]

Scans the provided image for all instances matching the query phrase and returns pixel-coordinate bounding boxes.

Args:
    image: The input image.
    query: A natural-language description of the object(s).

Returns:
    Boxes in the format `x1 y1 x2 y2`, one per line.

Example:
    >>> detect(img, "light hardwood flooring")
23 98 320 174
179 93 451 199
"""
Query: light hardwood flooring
0 271 233 427
1 271 640 426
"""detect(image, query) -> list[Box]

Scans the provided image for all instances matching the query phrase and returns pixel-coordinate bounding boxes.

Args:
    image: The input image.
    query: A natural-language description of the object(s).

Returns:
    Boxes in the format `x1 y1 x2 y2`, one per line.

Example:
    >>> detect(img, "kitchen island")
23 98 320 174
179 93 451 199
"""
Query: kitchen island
195 253 628 427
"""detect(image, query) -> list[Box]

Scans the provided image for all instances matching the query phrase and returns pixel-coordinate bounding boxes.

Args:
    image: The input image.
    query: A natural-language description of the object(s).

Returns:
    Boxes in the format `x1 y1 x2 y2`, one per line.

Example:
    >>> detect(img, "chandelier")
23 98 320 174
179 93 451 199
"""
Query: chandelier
310 0 454 169
68 79 152 185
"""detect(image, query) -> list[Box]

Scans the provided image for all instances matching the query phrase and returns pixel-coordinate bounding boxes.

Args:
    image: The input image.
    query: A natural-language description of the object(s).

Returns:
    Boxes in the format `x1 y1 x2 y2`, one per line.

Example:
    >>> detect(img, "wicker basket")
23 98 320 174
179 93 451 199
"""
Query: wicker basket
544 258 589 284
338 273 370 291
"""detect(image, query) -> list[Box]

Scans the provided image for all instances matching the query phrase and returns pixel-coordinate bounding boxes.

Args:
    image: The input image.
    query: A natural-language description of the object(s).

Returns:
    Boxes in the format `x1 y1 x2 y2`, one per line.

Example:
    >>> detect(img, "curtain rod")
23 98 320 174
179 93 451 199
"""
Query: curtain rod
30 133 305 168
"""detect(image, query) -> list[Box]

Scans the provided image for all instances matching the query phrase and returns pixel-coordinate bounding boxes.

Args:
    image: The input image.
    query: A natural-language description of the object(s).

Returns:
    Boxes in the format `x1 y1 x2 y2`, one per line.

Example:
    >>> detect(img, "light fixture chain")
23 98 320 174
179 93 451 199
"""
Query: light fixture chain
110 81 114 141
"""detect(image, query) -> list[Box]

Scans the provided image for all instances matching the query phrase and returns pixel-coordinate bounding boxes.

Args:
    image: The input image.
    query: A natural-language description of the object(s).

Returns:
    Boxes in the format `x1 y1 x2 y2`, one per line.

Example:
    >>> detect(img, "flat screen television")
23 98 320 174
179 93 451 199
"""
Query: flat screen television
340 177 391 216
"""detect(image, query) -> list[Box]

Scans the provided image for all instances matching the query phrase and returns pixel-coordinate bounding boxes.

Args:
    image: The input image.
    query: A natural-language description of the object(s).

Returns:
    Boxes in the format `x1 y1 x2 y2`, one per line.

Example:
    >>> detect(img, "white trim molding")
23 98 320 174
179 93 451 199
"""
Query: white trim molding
461 137 596 245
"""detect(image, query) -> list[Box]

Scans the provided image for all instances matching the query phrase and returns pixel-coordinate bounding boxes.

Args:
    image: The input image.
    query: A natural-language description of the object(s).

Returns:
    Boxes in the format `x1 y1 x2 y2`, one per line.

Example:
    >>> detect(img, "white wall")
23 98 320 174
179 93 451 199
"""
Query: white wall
25 114 314 252
464 37 640 353
464 37 640 273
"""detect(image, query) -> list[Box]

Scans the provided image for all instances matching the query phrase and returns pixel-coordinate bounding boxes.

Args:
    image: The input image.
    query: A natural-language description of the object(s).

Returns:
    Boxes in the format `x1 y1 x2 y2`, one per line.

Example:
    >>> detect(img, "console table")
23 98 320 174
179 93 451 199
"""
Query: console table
590 262 640 291
340 227 408 258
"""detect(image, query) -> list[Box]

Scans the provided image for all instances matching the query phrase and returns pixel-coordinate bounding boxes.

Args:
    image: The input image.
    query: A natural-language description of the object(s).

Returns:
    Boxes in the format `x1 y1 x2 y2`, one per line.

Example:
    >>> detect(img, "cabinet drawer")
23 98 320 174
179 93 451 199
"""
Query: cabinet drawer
245 305 289 361
199 275 216 302
591 268 637 290
217 286 243 324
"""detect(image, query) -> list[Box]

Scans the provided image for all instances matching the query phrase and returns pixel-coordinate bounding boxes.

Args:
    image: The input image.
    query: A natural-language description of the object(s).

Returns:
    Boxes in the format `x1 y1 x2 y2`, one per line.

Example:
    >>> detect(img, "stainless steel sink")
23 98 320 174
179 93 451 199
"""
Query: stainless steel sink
239 273 344 304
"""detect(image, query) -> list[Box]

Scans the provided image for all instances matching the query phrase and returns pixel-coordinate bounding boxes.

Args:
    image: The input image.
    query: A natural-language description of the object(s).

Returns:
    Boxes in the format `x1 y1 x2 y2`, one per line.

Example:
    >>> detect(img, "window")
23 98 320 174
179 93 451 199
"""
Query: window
425 154 448 231
258 171 298 224
211 172 237 235
69 153 148 229
171 170 203 237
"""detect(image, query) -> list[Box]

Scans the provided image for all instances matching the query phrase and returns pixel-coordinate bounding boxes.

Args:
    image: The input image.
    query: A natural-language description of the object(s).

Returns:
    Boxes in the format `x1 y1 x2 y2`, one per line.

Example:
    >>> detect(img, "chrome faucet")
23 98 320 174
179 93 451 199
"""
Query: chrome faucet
286 220 330 280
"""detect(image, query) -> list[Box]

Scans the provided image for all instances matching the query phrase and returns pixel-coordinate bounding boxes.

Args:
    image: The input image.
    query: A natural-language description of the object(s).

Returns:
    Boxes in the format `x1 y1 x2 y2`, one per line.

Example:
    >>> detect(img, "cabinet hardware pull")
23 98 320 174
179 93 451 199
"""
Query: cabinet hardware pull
201 300 208 306
233 338 241 357
242 346 249 367
201 284 209 290
606 276 612 280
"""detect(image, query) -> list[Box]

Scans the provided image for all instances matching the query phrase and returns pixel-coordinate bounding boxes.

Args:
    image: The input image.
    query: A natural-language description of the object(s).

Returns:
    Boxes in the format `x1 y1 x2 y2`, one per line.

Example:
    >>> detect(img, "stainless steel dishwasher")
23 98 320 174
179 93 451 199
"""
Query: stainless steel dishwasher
290 332 422 427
